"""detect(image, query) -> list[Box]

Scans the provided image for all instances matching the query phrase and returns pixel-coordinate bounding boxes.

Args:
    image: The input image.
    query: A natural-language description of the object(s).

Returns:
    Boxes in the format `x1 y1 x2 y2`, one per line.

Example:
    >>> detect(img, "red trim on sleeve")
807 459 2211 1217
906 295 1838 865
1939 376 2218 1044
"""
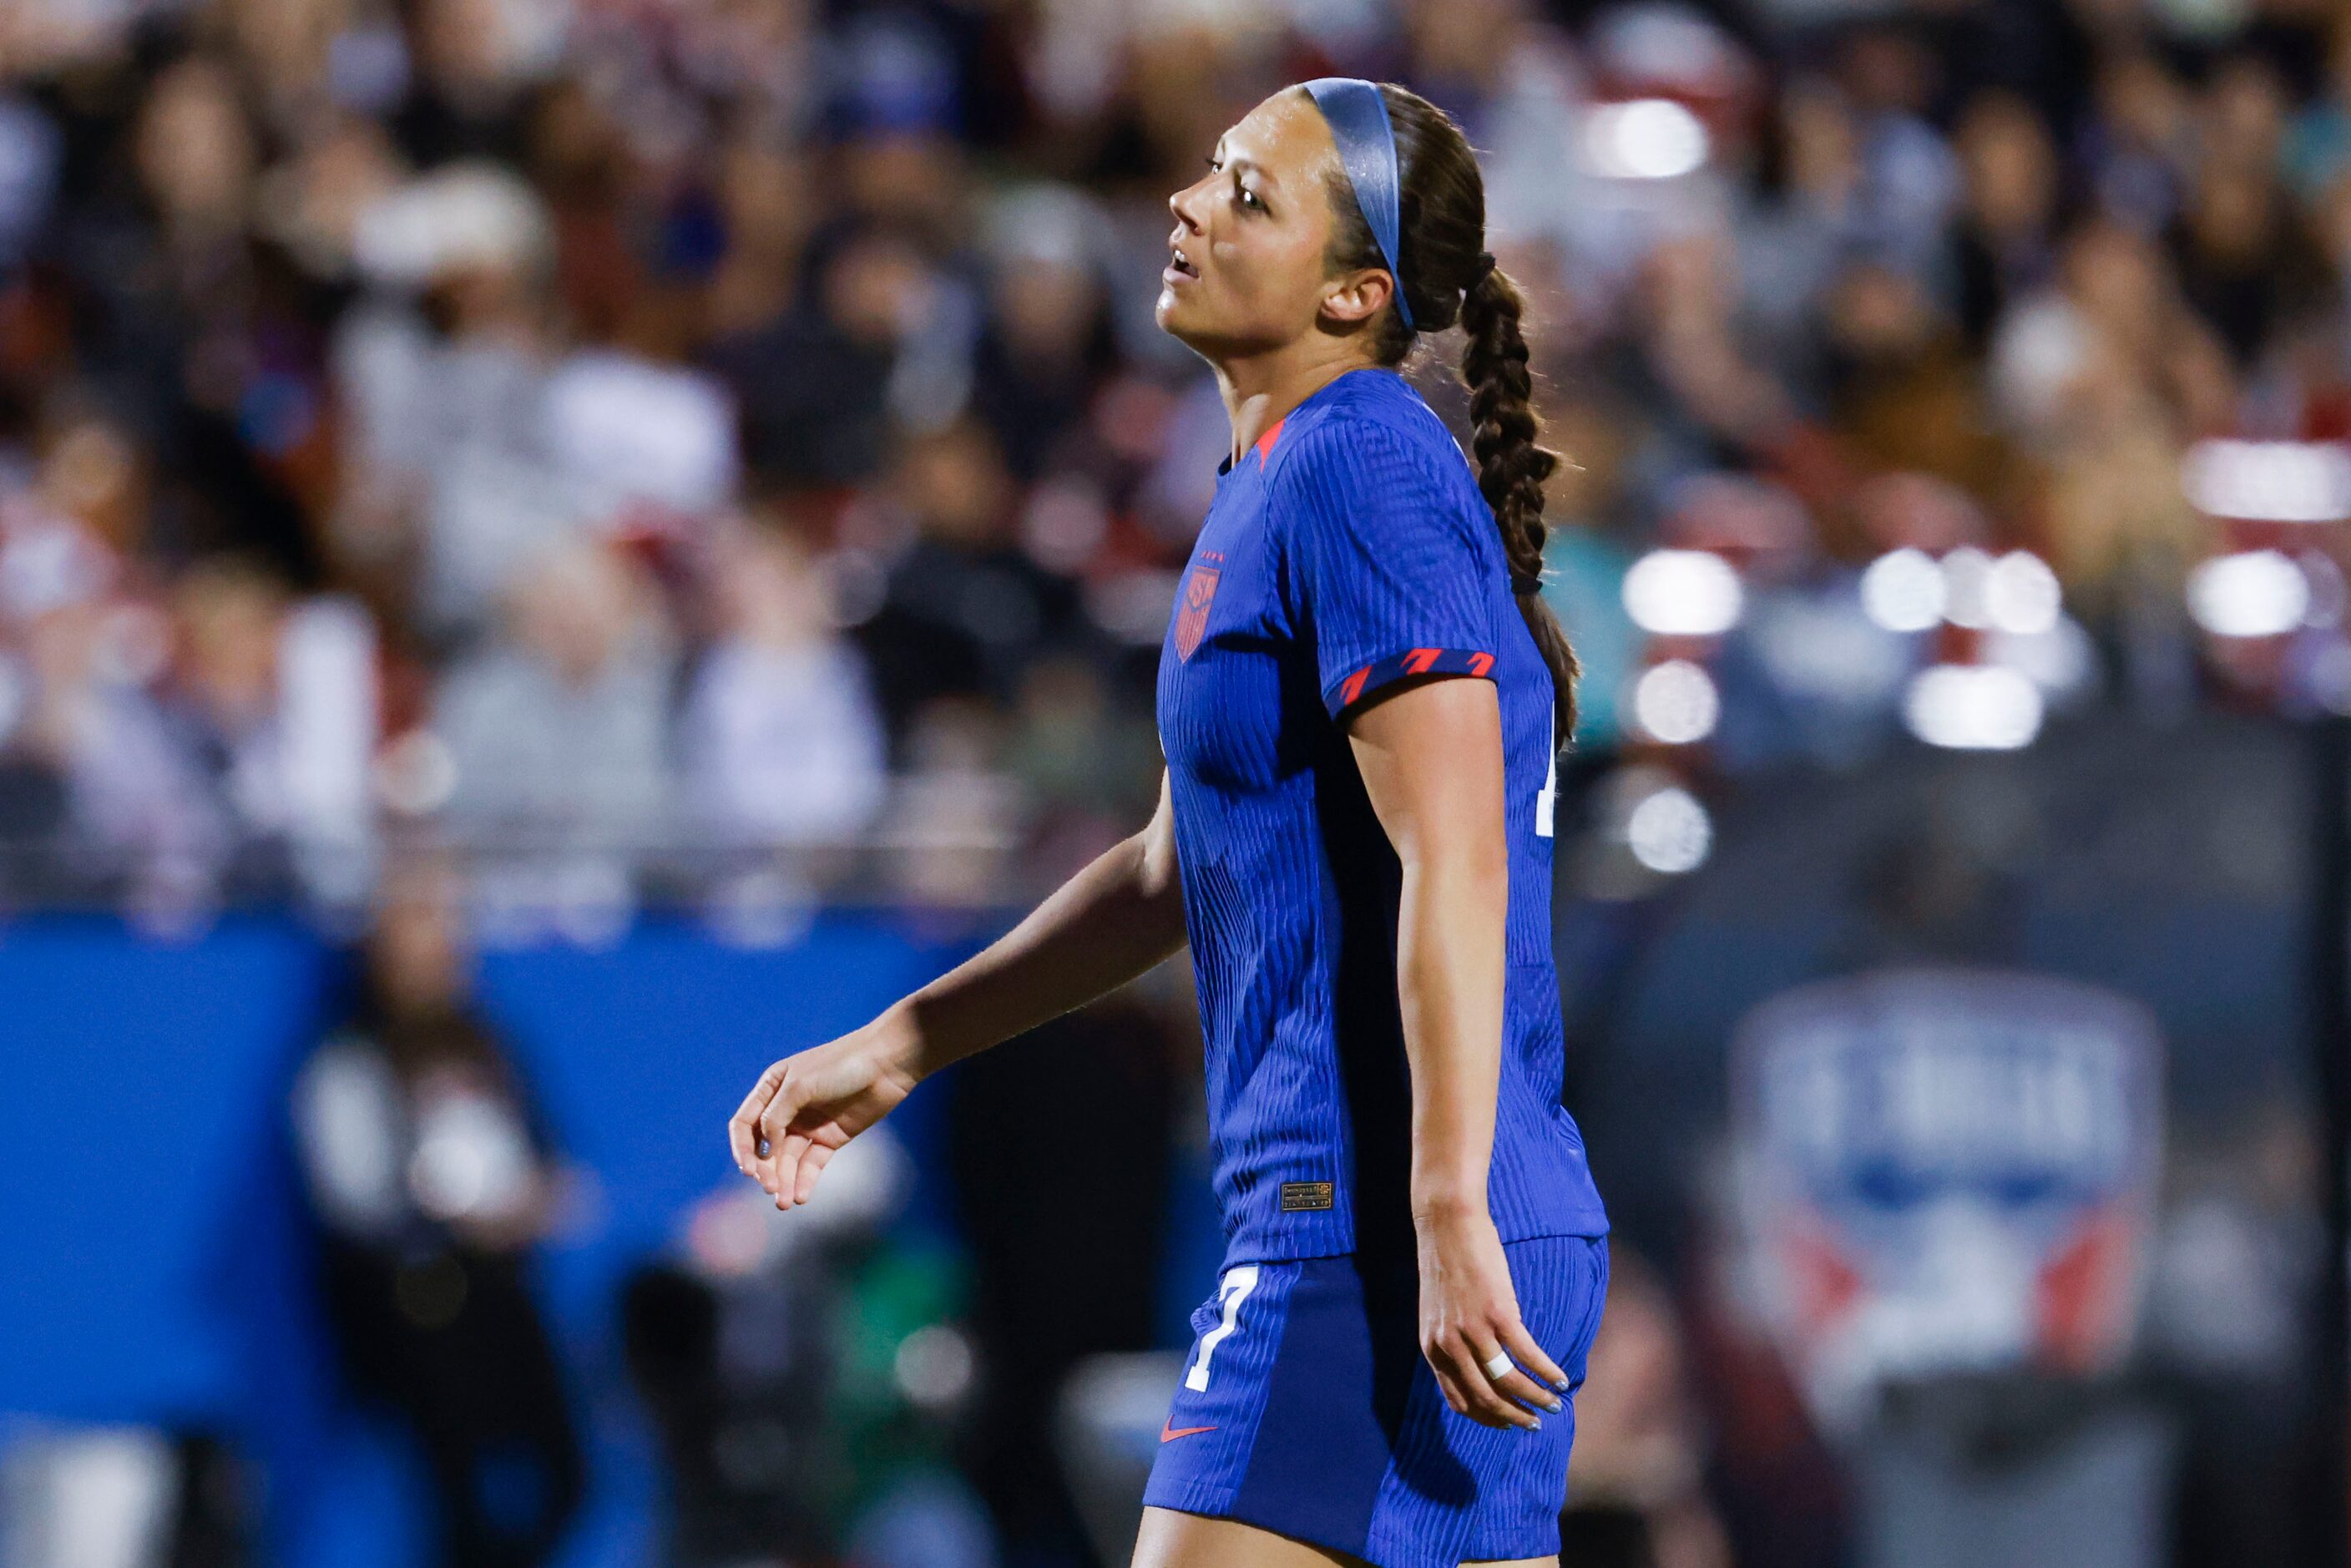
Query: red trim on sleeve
1325 647 1499 719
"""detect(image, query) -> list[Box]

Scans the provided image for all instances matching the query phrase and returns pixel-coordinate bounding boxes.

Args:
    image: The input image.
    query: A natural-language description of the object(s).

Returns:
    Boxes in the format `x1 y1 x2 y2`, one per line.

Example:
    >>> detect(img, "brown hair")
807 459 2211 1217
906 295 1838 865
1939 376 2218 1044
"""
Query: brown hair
1301 83 1580 744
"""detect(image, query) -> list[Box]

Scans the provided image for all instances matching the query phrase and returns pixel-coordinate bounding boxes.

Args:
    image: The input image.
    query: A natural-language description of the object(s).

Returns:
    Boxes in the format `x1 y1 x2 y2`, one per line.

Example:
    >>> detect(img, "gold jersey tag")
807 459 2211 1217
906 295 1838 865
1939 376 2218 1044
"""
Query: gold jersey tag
1279 1181 1335 1212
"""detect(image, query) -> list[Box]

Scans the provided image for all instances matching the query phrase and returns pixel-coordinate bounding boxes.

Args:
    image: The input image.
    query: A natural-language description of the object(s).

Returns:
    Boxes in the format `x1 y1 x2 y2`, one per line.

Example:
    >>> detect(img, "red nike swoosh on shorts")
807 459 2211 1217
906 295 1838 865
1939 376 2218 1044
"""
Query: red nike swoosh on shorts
1160 1420 1216 1442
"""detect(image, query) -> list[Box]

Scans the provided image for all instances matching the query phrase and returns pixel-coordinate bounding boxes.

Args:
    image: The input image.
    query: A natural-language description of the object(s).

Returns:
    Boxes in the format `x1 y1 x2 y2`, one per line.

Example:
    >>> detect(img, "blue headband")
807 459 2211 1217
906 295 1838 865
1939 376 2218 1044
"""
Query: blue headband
1302 77 1414 331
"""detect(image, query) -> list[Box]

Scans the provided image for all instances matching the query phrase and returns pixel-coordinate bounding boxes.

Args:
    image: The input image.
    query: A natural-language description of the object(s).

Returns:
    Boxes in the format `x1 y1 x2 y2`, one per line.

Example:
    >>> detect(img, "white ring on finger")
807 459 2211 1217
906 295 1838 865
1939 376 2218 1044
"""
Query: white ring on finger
1482 1350 1513 1382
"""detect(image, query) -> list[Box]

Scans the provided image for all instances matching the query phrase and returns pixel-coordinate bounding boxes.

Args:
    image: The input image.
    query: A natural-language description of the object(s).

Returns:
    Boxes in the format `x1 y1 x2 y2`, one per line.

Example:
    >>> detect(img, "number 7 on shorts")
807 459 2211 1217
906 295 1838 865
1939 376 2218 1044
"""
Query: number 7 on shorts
1185 1264 1261 1392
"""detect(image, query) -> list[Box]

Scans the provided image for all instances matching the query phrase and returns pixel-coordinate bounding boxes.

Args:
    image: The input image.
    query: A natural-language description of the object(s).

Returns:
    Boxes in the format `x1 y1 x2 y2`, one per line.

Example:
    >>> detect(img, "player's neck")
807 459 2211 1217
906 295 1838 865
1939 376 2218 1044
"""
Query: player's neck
1211 343 1380 470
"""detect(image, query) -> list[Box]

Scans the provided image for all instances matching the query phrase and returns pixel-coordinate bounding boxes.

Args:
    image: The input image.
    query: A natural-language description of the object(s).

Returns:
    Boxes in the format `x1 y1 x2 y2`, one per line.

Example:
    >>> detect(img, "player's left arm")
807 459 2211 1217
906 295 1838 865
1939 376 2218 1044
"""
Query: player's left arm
1349 678 1571 1431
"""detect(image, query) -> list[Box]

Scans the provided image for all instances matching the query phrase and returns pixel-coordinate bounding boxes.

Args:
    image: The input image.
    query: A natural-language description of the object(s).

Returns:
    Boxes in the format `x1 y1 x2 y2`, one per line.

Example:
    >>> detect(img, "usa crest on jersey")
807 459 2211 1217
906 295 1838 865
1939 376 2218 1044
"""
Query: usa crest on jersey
1176 554 1223 661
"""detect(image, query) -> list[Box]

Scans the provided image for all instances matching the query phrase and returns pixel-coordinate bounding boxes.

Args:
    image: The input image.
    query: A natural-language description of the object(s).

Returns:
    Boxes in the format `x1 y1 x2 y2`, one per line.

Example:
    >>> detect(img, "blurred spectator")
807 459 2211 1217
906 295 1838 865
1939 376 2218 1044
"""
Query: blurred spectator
1534 394 1643 751
1738 79 1874 365
1948 92 2063 351
165 555 380 900
8 0 2339 897
293 861 582 1567
624 1123 992 1568
2288 30 2351 200
0 83 59 270
167 555 296 883
2144 1107 2328 1568
1823 257 2010 503
853 419 1085 741
677 518 887 856
948 989 1183 1566
387 0 545 169
2166 58 2333 369
1832 23 1963 281
706 224 952 489
700 132 817 343
2081 53 2192 236
971 185 1115 482
1992 220 2220 609
337 161 580 641
1003 653 1162 890
883 695 1023 909
435 537 673 878
0 1429 251 1568
0 486 225 905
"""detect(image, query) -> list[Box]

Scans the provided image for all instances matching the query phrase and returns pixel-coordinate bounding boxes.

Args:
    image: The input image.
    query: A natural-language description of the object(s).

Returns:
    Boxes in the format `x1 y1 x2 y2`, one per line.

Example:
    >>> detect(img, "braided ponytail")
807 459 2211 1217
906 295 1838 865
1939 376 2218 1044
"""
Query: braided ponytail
1459 262 1579 744
1304 82 1581 750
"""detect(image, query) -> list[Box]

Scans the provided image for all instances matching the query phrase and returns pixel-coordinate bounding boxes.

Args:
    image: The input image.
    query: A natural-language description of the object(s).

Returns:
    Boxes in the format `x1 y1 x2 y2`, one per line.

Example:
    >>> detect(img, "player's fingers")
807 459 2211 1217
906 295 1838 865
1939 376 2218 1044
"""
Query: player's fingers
726 1108 758 1181
754 1080 809 1195
1425 1354 1474 1419
1485 1359 1564 1415
1443 1334 1538 1430
766 1130 811 1208
728 1062 785 1176
756 1109 804 1194
791 1141 837 1206
1458 1334 1542 1429
1501 1315 1573 1396
1469 1326 1563 1413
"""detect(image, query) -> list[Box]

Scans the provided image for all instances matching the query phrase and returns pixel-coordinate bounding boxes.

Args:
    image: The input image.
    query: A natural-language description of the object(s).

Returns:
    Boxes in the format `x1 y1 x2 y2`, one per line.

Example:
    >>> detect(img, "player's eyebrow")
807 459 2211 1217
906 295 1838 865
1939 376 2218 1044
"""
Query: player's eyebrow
1211 139 1274 187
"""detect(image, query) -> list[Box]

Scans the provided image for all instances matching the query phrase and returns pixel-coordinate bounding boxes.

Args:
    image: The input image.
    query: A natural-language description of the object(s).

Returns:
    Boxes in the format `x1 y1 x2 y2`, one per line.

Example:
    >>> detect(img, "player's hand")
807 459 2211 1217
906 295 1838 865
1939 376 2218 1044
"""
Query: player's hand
1413 1201 1570 1430
728 1013 921 1210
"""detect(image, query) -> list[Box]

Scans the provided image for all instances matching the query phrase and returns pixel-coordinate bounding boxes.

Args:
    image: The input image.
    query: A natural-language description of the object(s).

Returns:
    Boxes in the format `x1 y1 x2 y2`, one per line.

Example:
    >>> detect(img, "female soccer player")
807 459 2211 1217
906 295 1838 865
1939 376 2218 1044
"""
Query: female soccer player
729 79 1608 1568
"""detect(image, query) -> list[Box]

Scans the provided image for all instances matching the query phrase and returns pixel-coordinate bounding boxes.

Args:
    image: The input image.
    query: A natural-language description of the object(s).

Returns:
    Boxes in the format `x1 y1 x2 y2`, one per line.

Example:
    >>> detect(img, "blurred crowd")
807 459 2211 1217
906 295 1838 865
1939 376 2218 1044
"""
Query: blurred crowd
3 0 2349 918
3 5 2345 1567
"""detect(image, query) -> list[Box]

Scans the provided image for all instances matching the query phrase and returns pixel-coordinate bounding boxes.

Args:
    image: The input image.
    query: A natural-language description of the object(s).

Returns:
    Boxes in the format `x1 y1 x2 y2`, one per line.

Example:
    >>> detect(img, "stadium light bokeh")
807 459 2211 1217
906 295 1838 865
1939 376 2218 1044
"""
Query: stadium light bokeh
1624 781 1711 875
2181 439 2351 524
1901 663 2045 751
1630 658 1720 746
1580 99 1711 181
1621 548 1743 637
1860 548 1945 634
2185 549 2312 640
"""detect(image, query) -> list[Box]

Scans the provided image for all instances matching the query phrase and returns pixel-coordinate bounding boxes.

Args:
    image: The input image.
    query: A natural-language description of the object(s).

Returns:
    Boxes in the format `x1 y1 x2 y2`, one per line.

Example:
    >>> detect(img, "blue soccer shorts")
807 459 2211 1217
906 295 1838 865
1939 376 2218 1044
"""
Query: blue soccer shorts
1142 1234 1610 1568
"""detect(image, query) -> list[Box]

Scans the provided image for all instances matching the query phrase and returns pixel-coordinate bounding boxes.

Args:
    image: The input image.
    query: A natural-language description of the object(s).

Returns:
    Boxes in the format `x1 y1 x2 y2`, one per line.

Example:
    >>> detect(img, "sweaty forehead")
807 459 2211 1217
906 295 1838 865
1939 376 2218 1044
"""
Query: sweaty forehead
1221 91 1339 192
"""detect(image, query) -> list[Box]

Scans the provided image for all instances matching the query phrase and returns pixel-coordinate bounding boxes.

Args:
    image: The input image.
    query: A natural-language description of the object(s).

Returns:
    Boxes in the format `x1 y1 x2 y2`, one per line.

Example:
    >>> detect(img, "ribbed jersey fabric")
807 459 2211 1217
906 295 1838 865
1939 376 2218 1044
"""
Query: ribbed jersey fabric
1155 367 1609 1265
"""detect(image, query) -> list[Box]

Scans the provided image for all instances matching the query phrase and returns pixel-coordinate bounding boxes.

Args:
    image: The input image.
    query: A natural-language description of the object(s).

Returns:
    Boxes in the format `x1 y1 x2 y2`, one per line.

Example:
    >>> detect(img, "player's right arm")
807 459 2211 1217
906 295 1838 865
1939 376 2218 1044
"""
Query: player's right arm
727 770 1186 1208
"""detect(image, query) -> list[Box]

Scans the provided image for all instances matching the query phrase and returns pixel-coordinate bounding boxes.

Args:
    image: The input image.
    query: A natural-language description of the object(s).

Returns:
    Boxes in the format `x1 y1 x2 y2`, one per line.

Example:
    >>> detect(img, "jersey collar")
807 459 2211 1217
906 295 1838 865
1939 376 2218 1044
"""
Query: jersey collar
1211 367 1403 478
1216 413 1287 479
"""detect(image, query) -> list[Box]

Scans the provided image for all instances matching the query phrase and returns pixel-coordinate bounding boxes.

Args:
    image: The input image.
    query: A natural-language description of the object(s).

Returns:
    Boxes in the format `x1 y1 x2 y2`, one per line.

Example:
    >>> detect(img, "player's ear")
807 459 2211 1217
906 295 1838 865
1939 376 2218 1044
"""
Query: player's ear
1320 268 1393 328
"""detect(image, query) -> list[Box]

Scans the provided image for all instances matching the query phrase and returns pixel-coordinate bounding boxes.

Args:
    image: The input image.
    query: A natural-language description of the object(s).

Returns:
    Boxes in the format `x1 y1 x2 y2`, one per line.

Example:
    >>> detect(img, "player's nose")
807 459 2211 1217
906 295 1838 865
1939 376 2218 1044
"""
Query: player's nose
1168 179 1207 235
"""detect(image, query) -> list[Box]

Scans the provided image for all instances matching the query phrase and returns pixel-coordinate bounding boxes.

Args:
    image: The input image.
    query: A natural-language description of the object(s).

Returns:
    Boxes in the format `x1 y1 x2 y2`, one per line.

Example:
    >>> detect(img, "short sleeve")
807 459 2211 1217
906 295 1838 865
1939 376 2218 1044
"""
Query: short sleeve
1277 422 1504 719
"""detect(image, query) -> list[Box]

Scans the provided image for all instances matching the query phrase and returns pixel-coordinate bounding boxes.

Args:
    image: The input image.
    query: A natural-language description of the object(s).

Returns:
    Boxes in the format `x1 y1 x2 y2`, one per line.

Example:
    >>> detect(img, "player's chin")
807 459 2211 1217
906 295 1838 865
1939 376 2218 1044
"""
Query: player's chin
1155 281 1228 342
1153 286 1193 336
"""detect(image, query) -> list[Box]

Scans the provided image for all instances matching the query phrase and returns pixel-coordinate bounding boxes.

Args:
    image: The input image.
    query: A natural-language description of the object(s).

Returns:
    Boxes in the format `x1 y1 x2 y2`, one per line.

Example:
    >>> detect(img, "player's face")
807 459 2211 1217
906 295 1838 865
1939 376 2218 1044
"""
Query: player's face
1156 94 1346 357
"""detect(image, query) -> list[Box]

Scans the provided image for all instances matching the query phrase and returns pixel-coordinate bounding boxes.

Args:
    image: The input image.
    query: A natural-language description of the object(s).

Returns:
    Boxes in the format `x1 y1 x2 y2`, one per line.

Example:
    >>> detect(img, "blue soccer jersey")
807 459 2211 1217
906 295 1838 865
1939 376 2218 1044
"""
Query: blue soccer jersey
1155 367 1609 1266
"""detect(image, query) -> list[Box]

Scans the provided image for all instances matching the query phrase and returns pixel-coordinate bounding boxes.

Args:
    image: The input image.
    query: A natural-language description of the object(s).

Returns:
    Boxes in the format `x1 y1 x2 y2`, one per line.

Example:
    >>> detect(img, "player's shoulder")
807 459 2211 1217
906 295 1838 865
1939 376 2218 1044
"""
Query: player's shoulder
1265 370 1477 513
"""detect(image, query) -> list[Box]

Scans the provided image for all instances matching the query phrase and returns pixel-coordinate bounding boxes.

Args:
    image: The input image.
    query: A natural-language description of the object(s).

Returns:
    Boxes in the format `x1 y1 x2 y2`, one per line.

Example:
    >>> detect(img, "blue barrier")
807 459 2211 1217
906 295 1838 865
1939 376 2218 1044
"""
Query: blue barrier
0 916 331 1424
0 912 978 1565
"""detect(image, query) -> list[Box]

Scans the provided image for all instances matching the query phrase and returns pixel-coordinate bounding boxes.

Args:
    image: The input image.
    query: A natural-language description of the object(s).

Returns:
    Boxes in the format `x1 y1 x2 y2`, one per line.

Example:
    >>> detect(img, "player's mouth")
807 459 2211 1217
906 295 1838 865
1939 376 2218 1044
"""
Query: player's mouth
1164 243 1200 286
